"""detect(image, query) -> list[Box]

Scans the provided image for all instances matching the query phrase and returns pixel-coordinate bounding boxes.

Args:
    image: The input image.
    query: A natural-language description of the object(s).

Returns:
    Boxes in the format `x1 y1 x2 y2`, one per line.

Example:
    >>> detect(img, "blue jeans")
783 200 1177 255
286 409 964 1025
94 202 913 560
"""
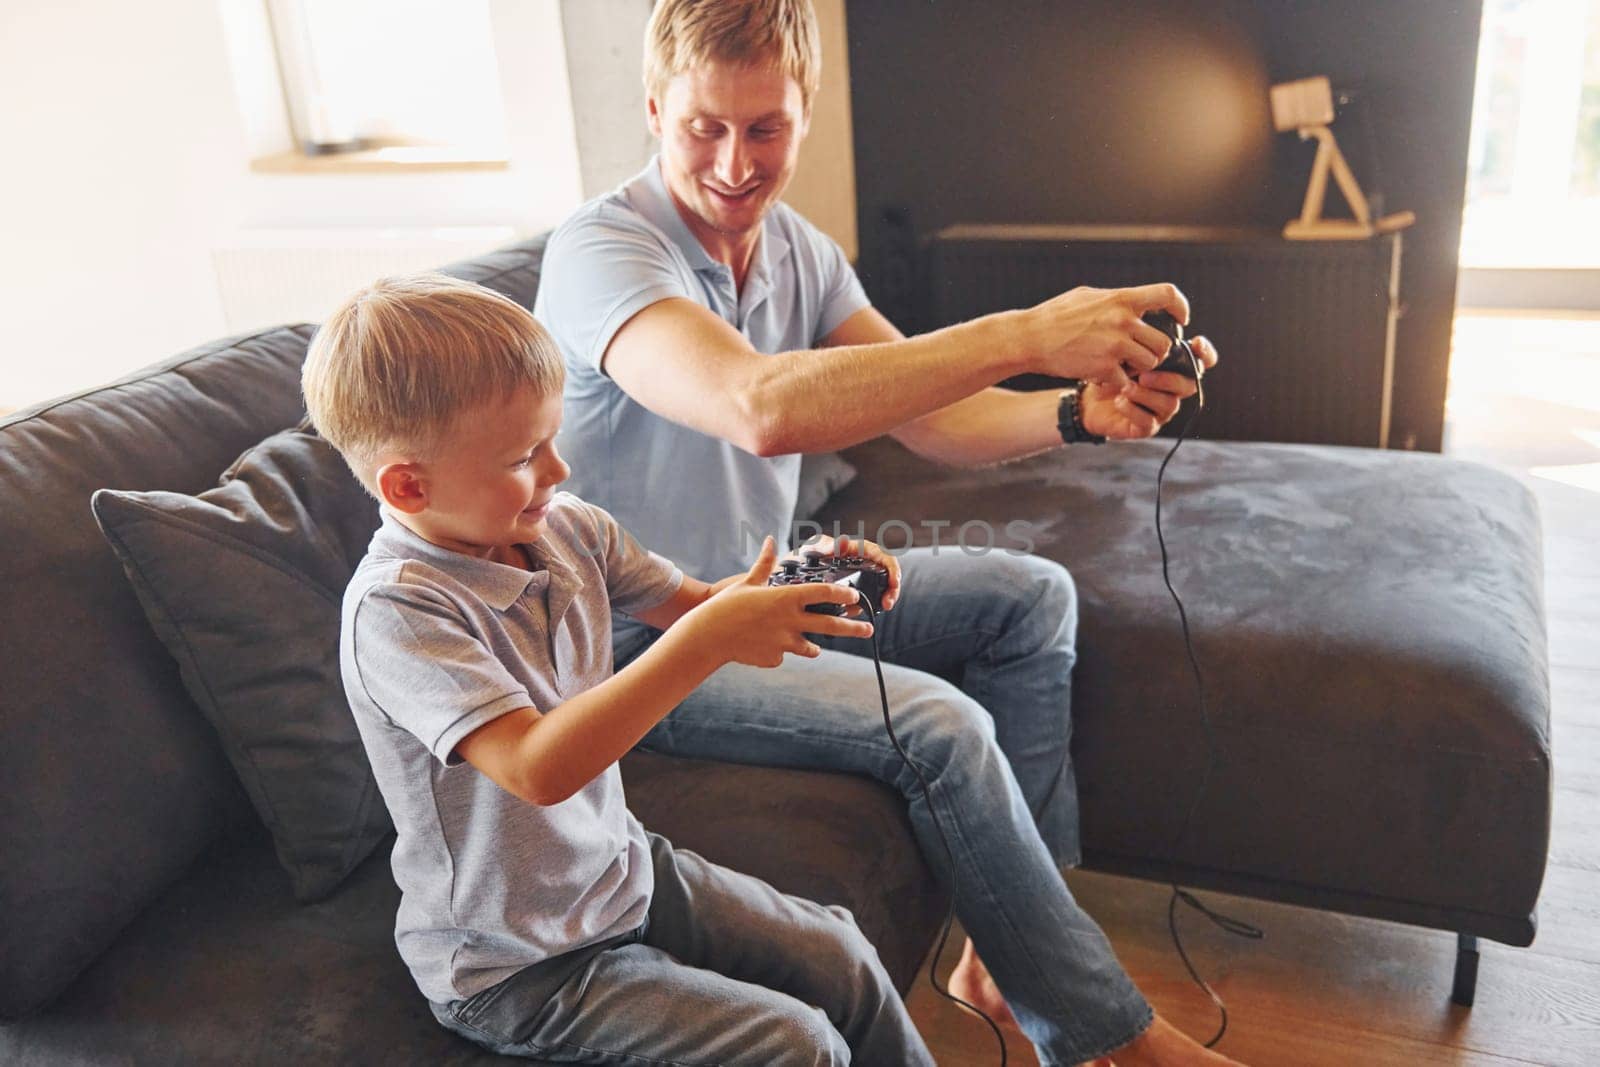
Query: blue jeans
431 832 932 1065
619 548 1153 1065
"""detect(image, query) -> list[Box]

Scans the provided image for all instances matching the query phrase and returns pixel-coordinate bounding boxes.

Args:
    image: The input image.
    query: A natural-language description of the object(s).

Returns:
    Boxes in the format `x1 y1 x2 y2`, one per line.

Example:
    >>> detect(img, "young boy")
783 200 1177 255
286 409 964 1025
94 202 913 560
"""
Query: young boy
301 273 929 1066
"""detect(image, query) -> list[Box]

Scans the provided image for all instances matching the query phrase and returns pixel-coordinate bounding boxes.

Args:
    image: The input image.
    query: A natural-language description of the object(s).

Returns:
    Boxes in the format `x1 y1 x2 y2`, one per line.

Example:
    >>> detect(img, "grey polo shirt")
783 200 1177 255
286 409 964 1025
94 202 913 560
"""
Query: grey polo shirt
535 155 871 596
340 494 682 1004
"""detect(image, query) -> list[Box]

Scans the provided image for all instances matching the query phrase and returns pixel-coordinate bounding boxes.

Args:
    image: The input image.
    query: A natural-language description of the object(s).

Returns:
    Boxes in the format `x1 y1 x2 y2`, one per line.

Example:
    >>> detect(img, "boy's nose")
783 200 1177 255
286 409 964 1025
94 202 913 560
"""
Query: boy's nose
543 454 571 487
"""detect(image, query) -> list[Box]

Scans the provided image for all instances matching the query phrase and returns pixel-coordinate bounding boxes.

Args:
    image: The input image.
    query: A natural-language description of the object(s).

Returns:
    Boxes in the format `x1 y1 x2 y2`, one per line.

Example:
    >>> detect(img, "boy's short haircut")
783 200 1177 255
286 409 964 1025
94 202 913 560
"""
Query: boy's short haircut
644 0 821 112
301 272 563 488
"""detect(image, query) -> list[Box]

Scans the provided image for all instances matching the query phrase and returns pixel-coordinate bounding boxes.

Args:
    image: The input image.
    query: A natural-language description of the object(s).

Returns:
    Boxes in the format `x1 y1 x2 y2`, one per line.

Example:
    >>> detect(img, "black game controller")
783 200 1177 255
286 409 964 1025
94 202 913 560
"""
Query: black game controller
768 549 891 616
1141 310 1202 380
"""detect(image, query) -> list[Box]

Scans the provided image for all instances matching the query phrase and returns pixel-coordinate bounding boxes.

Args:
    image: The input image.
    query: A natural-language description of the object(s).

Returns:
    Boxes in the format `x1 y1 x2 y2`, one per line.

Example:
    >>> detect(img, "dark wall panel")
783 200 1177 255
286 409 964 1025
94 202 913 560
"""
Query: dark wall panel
1258 2 1483 451
848 0 1482 451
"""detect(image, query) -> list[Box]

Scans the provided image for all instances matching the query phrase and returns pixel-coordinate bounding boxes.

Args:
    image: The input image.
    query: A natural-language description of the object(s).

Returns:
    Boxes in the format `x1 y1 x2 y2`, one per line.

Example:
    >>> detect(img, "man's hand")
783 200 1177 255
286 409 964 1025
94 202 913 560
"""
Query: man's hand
786 533 902 612
1025 283 1194 389
1080 335 1219 440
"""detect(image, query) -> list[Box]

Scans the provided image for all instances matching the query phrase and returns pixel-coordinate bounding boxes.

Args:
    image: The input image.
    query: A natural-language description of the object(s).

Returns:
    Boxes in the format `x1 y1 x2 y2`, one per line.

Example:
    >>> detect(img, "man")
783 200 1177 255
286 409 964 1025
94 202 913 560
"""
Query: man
536 2 1237 1064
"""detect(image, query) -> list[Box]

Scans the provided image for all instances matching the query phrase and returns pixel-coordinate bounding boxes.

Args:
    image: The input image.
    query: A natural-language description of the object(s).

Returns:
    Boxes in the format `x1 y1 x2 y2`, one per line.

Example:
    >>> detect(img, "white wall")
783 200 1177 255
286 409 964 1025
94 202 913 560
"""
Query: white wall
2 0 242 408
0 0 583 410
560 0 658 198
782 0 859 260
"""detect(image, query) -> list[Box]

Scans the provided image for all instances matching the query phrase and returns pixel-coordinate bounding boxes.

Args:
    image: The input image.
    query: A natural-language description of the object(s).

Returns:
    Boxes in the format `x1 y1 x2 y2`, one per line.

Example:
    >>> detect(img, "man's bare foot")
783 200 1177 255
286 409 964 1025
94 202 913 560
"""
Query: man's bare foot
945 949 1244 1066
1110 1014 1246 1066
946 938 1019 1031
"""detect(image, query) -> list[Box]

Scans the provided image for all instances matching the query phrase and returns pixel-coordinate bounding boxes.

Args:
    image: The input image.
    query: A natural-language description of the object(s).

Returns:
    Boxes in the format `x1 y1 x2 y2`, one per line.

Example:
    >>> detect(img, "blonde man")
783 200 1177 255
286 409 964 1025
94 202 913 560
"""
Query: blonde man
304 273 931 1065
536 1 1241 1065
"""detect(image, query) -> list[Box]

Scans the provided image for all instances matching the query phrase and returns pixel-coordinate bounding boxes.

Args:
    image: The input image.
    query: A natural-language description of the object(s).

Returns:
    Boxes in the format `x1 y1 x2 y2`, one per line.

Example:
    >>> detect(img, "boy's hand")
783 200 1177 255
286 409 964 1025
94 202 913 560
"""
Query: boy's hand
690 537 872 667
788 534 902 612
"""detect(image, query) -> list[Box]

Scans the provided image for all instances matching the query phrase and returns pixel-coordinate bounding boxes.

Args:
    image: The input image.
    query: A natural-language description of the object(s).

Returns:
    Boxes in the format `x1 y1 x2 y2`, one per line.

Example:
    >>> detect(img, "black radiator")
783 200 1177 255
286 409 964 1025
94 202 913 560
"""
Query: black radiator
926 225 1404 448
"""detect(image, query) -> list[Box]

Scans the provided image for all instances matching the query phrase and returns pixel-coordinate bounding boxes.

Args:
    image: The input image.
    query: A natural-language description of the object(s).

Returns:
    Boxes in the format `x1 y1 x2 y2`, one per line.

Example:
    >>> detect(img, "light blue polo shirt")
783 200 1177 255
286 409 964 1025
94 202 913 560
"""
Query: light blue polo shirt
535 156 871 592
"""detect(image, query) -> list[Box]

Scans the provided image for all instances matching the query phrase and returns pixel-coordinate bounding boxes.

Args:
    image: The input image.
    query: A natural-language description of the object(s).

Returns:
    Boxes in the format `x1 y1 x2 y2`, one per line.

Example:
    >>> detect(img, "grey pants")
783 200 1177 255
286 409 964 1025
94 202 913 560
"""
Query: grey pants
430 833 933 1066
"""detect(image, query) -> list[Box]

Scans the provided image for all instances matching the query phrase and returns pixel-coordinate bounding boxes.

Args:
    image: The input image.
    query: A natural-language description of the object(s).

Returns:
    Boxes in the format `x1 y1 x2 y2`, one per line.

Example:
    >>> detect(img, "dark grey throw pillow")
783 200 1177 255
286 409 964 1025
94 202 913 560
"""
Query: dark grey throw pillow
795 451 858 524
91 426 387 902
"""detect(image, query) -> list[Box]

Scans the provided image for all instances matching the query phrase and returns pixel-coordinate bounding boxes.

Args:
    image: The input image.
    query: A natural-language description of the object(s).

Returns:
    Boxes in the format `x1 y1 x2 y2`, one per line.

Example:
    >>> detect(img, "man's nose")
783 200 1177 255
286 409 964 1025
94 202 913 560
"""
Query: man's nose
716 135 754 187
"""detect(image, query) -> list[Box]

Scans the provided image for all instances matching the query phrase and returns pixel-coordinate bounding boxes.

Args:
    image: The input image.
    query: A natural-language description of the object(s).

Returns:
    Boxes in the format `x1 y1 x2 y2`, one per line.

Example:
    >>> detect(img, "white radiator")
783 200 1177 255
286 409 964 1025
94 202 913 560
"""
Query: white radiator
211 226 518 333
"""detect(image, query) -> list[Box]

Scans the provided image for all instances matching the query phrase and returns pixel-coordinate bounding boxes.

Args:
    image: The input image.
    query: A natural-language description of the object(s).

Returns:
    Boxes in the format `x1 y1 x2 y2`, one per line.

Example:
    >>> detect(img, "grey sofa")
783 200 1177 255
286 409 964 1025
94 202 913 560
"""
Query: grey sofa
1 235 1549 1062
0 238 944 1064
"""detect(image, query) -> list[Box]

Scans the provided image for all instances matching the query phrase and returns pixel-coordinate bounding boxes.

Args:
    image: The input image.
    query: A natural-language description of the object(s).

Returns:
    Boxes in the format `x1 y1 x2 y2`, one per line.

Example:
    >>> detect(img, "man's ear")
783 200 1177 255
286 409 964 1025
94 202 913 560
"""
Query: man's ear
646 93 663 139
375 461 429 515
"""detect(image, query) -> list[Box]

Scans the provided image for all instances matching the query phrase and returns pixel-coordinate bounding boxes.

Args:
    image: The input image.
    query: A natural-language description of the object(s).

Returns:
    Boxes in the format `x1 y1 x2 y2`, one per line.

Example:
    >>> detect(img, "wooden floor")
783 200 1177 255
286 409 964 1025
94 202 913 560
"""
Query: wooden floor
907 311 1600 1066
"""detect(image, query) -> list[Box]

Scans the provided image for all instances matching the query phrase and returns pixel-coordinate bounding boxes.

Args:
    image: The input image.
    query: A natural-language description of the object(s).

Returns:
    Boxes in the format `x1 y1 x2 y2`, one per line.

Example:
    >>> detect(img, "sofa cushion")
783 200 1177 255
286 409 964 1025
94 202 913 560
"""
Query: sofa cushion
0 754 944 1065
794 451 859 525
92 427 385 903
439 234 548 310
0 326 319 1021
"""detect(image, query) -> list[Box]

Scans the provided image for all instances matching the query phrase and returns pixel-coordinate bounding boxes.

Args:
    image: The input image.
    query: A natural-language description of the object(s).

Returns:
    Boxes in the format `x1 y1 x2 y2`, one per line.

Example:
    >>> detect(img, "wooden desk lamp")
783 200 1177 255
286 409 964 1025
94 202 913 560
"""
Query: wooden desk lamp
1271 76 1416 240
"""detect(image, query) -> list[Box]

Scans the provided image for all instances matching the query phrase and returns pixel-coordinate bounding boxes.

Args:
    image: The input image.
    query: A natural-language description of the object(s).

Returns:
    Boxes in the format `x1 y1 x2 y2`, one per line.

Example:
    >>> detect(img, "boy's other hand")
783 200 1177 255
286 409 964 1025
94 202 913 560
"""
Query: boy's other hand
692 536 872 668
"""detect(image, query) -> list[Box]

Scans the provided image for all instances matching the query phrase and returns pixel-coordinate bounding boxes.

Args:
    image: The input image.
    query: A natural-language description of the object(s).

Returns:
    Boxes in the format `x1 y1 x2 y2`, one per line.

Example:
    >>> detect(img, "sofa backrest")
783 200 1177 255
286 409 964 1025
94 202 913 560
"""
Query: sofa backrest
0 236 547 1020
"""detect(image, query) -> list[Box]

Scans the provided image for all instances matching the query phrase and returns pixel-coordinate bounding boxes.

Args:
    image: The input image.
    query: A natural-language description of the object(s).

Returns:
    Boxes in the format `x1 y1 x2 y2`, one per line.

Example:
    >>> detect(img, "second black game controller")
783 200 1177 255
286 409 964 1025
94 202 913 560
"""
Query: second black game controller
1141 310 1202 380
768 549 890 616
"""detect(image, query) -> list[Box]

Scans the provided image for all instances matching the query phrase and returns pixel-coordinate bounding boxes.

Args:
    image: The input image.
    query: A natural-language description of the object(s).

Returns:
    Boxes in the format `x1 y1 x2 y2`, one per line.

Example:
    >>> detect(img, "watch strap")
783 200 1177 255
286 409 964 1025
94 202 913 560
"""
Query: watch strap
1056 385 1106 445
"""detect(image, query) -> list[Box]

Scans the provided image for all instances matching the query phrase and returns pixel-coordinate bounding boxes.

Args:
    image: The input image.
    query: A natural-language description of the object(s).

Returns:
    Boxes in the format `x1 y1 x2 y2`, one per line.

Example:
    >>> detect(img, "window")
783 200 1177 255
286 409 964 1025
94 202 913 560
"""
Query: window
265 0 509 160
1463 0 1600 267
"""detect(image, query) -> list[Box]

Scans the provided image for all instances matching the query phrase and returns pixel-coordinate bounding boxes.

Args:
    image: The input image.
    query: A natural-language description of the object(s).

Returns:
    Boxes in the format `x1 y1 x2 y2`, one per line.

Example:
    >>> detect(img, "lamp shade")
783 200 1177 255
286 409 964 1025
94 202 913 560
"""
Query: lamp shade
1270 76 1335 131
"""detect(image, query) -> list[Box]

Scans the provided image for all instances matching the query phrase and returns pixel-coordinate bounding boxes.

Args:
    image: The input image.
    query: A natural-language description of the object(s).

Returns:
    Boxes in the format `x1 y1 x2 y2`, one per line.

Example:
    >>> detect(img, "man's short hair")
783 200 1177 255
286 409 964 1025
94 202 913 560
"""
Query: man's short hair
644 0 821 112
301 273 564 488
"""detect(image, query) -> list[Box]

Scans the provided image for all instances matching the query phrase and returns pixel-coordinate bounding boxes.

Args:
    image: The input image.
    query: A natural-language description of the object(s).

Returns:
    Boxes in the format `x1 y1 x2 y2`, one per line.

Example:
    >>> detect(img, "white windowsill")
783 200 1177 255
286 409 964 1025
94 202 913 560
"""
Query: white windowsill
250 145 510 175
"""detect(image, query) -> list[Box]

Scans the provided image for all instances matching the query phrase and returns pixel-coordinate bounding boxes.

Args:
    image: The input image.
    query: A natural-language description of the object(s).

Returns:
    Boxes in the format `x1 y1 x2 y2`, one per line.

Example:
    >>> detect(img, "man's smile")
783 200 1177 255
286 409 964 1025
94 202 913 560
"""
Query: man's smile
705 182 761 203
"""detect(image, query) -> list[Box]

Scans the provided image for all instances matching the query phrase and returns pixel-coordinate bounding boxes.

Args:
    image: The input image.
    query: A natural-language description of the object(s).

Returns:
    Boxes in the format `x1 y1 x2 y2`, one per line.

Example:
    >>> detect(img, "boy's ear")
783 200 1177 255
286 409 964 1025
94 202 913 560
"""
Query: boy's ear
375 461 429 515
646 93 663 139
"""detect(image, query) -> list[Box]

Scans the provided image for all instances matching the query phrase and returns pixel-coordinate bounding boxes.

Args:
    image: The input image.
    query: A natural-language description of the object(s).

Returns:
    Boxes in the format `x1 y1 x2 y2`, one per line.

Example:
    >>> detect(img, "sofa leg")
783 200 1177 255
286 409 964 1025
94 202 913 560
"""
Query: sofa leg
1451 933 1479 1007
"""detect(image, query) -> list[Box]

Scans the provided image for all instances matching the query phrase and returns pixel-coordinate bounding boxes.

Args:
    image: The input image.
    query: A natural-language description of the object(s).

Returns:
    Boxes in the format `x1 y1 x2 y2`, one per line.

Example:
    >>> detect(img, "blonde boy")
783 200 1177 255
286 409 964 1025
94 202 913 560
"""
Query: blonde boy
302 273 928 1065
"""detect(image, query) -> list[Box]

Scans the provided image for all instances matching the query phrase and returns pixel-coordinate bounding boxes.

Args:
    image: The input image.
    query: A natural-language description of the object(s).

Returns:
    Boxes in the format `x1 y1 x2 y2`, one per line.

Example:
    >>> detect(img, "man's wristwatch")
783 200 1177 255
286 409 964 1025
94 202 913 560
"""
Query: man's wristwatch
1056 384 1106 445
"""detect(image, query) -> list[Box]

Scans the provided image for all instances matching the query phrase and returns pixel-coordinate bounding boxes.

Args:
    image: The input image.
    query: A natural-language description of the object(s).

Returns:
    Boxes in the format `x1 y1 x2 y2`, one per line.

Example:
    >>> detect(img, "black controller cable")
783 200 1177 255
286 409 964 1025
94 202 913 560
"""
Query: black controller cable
857 595 1008 1066
827 329 1260 1061
1150 334 1264 1048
